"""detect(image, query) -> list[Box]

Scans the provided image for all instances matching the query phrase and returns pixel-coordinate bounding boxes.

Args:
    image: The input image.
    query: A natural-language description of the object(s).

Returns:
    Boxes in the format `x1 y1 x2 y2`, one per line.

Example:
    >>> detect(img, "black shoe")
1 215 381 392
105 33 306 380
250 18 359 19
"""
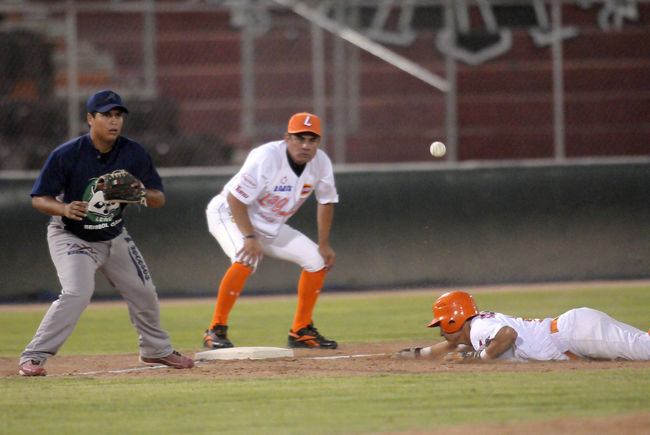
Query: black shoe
287 323 338 349
203 325 234 349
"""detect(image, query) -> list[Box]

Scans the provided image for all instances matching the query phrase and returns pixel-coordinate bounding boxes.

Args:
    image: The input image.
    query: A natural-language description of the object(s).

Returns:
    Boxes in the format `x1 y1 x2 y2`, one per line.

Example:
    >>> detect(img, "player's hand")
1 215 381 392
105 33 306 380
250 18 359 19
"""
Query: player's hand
444 350 483 363
237 237 263 267
318 244 336 270
63 201 88 221
393 347 422 359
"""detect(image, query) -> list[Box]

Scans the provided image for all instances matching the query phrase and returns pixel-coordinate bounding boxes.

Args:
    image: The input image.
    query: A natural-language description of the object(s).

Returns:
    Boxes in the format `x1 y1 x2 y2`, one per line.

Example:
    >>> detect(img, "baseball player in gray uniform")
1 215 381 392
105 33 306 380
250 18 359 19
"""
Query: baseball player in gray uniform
18 90 194 376
396 291 650 362
203 112 339 349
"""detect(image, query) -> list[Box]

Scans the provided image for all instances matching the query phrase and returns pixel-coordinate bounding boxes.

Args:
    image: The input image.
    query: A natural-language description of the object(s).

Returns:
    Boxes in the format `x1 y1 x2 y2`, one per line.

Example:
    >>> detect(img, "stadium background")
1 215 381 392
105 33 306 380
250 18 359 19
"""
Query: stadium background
0 0 648 300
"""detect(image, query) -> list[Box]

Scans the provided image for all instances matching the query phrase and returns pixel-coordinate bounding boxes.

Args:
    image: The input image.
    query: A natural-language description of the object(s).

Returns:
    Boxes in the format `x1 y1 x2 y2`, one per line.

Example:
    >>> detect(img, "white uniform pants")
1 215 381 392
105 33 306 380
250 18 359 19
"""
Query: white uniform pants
206 195 325 272
556 307 650 360
20 224 173 365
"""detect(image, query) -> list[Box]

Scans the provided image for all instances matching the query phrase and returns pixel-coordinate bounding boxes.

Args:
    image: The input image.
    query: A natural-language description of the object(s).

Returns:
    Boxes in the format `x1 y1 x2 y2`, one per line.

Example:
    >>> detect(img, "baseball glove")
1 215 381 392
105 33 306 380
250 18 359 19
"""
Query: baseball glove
96 169 146 205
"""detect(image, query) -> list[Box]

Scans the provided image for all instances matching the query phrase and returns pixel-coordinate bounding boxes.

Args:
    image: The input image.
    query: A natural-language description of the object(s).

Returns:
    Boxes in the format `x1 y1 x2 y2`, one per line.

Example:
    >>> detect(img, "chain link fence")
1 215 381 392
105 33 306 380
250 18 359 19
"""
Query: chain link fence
0 0 648 170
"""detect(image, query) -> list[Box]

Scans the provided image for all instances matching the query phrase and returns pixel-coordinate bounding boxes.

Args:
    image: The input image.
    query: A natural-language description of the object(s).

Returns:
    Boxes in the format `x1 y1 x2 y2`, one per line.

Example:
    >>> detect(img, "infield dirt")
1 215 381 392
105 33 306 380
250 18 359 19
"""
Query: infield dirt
3 342 649 433
3 341 649 379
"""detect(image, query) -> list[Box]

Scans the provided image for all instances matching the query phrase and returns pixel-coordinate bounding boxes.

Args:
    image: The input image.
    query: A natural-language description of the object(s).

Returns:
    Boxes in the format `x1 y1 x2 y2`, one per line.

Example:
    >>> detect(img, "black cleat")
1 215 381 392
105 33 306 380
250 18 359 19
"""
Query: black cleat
287 323 338 349
203 325 234 349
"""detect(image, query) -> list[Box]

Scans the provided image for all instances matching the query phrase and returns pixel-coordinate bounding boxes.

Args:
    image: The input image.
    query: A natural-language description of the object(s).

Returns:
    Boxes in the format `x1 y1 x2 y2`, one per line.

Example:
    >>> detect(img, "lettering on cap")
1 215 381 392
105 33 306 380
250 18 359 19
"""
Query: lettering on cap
287 112 321 136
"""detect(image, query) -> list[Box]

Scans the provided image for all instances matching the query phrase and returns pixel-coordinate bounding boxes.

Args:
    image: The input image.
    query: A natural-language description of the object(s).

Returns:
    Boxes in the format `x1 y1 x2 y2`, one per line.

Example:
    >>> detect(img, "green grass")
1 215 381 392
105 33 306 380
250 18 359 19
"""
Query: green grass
1 284 649 434
2 371 649 434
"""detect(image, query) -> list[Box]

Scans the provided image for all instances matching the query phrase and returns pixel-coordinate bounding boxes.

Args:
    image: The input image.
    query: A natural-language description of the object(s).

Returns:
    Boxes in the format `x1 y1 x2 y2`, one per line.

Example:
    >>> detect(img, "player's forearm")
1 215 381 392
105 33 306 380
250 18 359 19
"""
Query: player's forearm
422 341 457 359
483 326 518 360
32 195 87 221
396 341 456 360
227 193 256 236
143 189 165 208
316 202 334 245
32 196 66 216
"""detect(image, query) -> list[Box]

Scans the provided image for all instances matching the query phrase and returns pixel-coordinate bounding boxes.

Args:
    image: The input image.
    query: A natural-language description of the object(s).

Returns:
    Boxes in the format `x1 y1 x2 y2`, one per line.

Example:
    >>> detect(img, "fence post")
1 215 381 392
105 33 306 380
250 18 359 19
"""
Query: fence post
65 2 80 138
552 0 566 160
444 0 458 162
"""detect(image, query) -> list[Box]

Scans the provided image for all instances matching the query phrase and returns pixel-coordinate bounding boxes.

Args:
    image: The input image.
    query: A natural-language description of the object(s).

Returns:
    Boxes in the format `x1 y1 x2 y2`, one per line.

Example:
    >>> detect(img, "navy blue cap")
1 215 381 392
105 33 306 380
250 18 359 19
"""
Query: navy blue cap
86 89 128 114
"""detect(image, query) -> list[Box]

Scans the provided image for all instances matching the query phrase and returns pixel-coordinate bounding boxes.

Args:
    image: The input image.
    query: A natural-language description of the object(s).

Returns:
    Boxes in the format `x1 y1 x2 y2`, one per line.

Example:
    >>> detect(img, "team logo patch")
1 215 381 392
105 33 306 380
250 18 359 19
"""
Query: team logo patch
82 179 121 223
300 184 313 196
66 243 99 262
274 185 292 192
105 92 119 103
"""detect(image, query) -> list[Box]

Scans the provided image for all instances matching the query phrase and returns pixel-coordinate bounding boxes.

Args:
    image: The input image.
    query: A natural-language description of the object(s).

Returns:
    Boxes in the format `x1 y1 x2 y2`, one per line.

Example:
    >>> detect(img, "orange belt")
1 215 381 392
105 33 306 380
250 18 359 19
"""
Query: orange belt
550 317 581 360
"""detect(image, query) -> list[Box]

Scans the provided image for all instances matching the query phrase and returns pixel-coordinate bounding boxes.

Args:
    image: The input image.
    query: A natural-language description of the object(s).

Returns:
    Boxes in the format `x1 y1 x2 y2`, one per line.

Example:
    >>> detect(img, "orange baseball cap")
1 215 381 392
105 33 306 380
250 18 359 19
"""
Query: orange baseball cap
287 112 322 136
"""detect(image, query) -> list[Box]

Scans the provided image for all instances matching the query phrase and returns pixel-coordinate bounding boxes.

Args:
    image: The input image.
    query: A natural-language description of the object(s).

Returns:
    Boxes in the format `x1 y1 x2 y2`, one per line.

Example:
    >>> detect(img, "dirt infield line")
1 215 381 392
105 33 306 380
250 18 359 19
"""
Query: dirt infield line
309 352 388 360
44 352 390 377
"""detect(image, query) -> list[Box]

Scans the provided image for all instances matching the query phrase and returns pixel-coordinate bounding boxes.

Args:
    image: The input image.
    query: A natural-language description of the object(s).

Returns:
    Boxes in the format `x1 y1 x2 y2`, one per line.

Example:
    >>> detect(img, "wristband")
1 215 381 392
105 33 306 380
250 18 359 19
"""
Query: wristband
244 234 257 239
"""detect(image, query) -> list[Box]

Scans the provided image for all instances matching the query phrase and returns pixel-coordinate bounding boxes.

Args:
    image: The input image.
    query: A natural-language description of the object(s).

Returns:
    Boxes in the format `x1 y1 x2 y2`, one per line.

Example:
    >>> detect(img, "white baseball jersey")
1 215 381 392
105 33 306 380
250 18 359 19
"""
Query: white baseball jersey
469 308 650 361
469 311 567 362
220 140 338 238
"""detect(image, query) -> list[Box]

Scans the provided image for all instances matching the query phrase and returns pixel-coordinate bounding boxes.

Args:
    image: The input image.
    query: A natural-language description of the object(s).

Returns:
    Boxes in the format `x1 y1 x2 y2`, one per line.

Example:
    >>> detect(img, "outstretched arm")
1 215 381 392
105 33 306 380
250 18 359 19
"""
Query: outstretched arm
394 326 518 361
444 326 518 362
394 340 458 360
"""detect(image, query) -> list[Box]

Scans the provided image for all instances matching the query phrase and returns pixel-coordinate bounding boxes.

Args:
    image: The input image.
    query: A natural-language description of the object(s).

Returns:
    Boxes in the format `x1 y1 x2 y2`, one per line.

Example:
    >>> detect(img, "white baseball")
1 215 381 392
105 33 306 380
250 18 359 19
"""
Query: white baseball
430 141 446 157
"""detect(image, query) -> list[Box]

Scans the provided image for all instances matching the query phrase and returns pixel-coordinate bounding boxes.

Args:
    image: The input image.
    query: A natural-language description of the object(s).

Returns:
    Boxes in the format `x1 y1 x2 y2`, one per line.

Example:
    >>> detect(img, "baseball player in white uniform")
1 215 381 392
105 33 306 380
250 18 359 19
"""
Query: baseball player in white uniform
203 112 339 349
395 291 650 362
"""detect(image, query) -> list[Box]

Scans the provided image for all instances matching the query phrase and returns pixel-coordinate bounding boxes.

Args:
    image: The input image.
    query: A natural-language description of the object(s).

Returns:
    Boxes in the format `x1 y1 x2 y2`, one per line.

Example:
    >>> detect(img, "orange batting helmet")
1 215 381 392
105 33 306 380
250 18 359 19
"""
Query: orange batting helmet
428 291 478 333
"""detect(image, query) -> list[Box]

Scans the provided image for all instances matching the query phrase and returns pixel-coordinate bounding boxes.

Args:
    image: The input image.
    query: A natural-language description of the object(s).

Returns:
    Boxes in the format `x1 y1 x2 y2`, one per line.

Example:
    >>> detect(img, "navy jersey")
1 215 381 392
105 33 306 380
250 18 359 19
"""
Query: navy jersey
31 134 163 242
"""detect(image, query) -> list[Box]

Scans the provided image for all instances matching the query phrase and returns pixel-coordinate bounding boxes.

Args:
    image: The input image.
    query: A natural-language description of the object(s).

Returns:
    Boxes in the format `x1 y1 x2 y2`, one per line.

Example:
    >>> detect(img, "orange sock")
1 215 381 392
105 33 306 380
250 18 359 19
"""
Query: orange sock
292 268 327 332
209 262 251 329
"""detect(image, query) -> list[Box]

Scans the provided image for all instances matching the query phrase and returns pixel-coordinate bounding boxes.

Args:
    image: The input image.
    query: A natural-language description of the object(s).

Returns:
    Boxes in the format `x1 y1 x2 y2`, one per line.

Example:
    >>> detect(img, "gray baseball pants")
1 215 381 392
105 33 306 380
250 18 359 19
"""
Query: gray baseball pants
19 223 173 366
